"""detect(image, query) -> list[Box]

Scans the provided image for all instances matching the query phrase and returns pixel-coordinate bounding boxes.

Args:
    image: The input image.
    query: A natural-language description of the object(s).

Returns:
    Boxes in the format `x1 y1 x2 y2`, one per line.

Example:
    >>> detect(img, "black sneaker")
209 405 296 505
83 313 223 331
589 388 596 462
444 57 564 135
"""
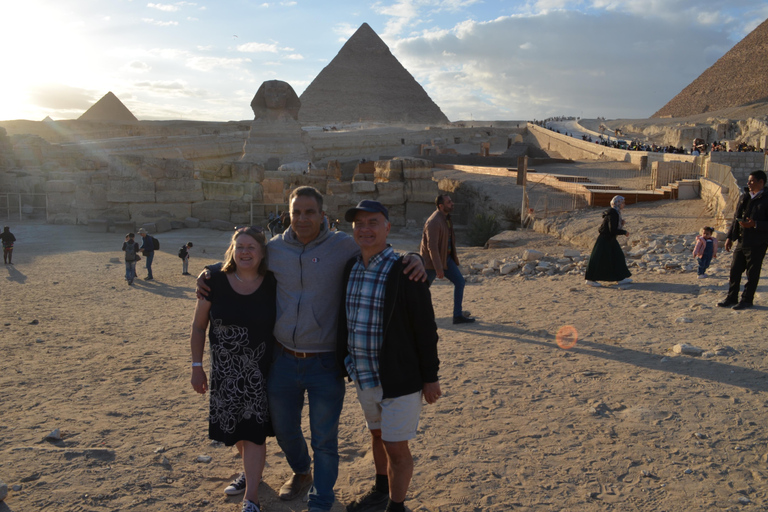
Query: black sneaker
224 472 246 495
717 299 737 308
346 488 389 512
453 315 476 325
732 302 753 310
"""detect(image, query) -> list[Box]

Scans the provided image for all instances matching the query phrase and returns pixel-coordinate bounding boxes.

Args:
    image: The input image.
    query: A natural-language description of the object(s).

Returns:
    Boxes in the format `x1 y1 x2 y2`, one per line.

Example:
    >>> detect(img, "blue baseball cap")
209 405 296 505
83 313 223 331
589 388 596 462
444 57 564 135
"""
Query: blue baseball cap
344 200 389 222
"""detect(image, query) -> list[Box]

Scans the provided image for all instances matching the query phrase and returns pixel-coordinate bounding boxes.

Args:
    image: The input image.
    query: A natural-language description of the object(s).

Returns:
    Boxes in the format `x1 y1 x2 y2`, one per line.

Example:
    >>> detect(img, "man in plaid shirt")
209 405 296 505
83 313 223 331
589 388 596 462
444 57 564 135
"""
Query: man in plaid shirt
337 200 440 512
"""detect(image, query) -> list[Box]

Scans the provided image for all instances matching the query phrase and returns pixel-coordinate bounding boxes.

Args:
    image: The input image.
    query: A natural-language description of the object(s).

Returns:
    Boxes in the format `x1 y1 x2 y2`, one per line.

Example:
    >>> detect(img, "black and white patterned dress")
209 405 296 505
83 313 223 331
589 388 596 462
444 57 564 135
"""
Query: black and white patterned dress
206 271 276 445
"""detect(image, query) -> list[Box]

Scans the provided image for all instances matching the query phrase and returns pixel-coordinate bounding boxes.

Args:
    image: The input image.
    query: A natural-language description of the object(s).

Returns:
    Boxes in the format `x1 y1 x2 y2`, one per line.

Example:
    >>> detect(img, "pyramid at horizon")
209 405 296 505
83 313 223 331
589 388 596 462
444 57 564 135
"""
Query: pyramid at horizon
653 18 768 118
299 23 449 125
79 92 138 122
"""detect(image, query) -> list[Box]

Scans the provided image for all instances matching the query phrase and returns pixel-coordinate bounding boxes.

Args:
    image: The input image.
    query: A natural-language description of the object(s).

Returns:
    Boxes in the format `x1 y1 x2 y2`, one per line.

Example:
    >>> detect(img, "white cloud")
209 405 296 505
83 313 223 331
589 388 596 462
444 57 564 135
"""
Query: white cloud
285 54 304 60
147 3 180 12
126 61 152 72
142 18 179 26
186 56 251 72
237 42 280 53
391 10 738 120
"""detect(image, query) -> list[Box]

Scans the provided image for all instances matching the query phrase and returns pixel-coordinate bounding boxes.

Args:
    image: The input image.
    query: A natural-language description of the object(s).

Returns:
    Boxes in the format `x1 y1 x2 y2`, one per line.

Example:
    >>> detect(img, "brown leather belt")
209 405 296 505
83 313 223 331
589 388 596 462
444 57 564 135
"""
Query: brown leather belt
281 346 320 359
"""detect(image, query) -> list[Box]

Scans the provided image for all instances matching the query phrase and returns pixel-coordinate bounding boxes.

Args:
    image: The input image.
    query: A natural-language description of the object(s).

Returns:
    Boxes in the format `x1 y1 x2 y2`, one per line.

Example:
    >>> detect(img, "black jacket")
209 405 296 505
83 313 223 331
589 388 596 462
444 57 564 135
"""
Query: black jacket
598 208 627 239
726 188 768 247
337 256 439 399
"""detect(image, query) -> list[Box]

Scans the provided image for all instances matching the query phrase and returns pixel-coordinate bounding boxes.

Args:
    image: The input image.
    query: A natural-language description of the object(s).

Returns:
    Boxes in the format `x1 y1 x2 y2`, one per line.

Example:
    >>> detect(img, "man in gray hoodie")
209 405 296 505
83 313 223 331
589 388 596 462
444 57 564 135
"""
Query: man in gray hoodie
198 186 424 512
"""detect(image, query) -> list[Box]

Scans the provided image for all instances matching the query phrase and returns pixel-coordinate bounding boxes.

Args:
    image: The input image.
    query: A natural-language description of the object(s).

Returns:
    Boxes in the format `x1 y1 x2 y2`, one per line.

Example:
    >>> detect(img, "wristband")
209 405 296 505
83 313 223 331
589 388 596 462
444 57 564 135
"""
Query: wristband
192 362 203 367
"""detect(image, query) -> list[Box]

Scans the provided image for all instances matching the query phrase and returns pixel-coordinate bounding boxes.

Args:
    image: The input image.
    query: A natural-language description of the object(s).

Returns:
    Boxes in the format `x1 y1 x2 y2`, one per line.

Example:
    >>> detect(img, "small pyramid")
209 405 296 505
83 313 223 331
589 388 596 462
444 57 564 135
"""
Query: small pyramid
299 23 449 125
42 116 54 122
653 18 768 118
78 92 138 122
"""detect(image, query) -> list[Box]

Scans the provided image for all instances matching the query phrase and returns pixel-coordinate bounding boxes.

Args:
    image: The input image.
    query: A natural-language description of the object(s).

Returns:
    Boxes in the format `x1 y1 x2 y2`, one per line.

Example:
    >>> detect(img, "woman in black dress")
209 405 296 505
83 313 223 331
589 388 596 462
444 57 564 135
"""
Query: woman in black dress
190 227 275 512
585 195 632 287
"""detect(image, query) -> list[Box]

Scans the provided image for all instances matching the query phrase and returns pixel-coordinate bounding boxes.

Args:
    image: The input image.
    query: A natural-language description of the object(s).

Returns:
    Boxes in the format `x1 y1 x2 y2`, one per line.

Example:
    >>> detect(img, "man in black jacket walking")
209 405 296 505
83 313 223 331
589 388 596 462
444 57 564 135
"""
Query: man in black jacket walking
338 200 440 512
718 170 768 310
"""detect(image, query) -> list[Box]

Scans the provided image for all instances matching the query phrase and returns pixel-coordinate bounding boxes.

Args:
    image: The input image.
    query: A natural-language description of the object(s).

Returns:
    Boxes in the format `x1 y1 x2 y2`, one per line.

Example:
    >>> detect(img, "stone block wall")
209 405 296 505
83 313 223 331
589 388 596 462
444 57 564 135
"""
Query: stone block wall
709 151 766 186
526 124 697 168
322 157 436 227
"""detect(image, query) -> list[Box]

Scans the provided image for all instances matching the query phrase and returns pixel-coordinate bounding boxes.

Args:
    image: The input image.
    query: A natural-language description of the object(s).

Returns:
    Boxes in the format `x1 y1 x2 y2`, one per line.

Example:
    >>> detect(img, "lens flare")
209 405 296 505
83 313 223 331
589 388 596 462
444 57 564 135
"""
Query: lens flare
556 325 578 349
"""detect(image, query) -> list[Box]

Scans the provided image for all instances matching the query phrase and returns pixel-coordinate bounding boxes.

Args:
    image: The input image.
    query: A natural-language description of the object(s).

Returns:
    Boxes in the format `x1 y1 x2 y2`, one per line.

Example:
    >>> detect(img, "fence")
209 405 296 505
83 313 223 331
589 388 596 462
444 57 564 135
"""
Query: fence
651 161 704 189
0 193 49 222
706 162 742 212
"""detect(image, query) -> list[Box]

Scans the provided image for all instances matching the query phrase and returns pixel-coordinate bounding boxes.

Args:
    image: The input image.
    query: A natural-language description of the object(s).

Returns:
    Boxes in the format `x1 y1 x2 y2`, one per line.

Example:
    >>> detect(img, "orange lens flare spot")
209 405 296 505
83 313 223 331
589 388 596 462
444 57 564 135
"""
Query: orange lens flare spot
556 325 578 350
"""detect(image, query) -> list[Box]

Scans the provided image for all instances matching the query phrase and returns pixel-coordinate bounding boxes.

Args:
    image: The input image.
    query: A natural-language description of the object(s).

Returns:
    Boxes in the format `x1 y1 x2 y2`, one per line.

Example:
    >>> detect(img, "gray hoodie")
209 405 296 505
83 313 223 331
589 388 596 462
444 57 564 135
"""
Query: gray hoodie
267 223 359 353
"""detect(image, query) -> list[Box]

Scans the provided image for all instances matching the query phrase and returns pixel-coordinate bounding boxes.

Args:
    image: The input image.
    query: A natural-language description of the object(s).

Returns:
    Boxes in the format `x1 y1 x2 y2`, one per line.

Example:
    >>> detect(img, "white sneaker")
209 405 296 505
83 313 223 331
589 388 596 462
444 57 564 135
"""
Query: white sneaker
617 278 633 285
585 280 602 287
225 472 246 495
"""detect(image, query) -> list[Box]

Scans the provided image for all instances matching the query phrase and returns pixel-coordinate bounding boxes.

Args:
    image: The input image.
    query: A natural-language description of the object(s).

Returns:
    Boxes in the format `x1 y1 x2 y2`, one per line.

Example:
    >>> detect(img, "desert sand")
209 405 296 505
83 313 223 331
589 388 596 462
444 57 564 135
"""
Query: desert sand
1 197 767 512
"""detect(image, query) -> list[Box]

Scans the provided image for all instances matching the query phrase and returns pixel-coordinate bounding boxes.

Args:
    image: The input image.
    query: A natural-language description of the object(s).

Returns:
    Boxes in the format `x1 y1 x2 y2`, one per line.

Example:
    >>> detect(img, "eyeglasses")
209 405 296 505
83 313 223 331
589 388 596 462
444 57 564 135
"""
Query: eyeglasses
235 225 264 234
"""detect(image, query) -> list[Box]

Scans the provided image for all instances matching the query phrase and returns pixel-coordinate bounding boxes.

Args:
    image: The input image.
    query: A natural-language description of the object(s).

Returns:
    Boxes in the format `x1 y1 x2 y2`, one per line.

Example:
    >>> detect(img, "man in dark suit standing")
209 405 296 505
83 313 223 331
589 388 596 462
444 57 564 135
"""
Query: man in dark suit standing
718 170 768 310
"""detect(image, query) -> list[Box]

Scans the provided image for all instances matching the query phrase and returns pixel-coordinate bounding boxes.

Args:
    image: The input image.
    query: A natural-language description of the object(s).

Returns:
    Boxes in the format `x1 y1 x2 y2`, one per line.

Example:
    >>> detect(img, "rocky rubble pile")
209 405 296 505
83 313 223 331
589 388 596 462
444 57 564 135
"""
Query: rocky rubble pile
463 232 728 281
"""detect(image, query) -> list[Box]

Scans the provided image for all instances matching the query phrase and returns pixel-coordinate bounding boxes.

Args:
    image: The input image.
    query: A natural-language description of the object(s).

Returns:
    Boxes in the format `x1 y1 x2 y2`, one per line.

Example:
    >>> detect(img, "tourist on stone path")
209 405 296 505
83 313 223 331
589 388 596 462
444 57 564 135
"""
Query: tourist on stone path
338 200 440 512
137 228 156 280
122 233 140 285
190 227 276 512
1 226 16 265
692 226 717 279
420 194 475 324
717 170 768 310
196 187 426 512
584 195 632 287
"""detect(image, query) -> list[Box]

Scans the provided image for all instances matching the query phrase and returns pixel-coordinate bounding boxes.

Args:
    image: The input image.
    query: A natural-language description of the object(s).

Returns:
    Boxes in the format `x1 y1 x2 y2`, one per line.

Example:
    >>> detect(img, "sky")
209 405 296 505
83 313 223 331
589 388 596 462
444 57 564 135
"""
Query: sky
1 0 766 123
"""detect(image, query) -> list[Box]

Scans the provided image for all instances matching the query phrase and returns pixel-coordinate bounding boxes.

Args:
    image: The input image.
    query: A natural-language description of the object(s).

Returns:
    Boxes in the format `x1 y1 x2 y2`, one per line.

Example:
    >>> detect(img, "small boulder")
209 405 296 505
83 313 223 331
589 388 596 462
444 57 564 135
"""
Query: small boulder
673 343 704 356
523 249 545 261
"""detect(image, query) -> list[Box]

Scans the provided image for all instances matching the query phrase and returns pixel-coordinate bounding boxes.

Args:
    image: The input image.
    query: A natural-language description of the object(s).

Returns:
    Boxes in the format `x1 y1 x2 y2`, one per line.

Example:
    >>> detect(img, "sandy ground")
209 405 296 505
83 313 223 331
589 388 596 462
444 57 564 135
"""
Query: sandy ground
1 197 768 512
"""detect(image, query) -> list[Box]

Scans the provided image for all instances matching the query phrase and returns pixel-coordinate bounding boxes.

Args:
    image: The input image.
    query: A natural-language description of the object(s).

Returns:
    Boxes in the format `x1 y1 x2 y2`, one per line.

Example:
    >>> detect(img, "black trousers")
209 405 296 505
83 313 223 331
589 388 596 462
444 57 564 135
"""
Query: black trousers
727 242 768 304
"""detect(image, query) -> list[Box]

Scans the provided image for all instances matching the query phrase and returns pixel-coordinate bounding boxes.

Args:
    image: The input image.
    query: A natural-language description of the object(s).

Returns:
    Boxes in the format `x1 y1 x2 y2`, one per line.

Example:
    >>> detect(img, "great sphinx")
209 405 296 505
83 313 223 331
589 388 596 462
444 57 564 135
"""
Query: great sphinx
241 80 312 169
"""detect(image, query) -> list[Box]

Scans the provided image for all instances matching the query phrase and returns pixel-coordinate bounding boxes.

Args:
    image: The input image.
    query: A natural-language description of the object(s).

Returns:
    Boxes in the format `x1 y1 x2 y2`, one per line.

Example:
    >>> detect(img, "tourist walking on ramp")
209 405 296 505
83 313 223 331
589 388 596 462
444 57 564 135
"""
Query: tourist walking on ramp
420 194 474 324
137 228 156 280
585 195 632 287
717 170 768 310
190 227 276 512
1 226 16 265
692 226 717 279
122 233 140 285
338 200 441 512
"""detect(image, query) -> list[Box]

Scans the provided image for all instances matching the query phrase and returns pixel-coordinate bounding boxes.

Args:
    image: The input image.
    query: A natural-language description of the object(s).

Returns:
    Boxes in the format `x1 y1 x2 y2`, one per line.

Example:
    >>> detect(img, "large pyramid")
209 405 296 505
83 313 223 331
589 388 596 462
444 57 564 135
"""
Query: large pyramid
78 91 138 122
299 23 449 125
653 18 768 118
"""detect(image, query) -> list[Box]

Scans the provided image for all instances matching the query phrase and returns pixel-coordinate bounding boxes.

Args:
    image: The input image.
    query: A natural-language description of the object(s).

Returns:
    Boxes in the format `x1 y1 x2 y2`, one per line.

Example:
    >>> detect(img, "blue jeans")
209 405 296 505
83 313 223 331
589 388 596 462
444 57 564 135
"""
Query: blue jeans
268 349 345 511
426 257 465 318
144 252 154 278
697 253 712 275
124 261 137 281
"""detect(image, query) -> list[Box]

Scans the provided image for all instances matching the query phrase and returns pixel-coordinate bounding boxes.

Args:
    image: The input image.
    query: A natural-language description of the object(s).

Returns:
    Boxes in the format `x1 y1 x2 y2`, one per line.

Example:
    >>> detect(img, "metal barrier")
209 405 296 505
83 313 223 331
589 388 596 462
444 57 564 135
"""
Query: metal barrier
0 193 49 221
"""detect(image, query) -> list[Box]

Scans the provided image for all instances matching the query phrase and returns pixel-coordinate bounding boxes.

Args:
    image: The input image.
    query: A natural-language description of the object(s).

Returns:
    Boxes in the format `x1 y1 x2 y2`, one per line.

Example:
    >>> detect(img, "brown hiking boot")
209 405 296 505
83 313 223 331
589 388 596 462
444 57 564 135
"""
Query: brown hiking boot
279 472 313 501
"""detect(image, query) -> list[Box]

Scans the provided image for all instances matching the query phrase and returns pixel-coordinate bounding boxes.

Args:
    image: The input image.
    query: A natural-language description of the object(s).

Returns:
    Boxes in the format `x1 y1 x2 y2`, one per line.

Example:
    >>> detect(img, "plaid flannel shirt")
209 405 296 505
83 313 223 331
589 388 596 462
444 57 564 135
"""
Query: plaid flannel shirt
344 246 397 389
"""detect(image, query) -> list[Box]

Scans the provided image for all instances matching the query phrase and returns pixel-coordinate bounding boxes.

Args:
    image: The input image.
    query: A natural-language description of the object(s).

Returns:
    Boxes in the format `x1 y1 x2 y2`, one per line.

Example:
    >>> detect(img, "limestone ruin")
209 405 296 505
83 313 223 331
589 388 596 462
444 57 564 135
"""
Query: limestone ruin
1 21 766 237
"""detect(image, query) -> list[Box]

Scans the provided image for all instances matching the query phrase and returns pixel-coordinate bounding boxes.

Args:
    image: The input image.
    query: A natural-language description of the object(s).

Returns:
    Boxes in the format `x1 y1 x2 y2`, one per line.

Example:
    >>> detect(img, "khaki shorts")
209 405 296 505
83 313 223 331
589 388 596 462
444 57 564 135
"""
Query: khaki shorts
354 384 422 442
